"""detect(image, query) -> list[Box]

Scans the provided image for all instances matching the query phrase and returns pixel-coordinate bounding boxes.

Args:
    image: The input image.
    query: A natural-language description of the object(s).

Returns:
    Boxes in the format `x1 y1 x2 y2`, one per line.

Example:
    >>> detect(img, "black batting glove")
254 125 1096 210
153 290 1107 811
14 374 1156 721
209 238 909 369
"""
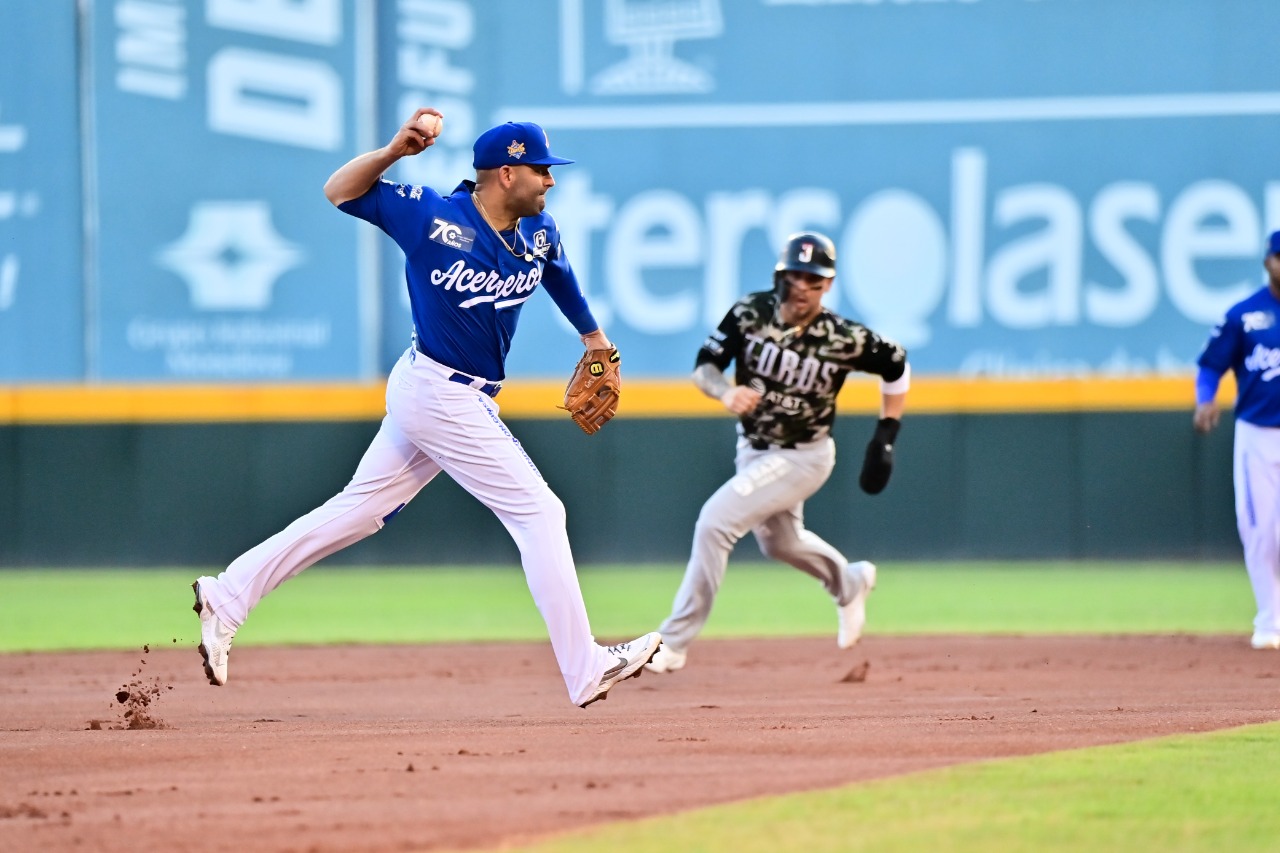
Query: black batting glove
859 417 901 495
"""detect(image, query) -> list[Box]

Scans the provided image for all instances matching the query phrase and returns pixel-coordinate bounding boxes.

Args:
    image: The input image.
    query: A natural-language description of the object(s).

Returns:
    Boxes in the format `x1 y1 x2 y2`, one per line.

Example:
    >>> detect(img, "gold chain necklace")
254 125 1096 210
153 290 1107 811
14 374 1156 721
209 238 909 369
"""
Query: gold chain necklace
472 192 534 262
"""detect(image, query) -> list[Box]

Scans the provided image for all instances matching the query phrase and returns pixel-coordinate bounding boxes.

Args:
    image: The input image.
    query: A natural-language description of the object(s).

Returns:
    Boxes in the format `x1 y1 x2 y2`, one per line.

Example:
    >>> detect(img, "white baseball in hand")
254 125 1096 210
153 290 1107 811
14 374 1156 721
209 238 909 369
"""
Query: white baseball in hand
418 113 443 137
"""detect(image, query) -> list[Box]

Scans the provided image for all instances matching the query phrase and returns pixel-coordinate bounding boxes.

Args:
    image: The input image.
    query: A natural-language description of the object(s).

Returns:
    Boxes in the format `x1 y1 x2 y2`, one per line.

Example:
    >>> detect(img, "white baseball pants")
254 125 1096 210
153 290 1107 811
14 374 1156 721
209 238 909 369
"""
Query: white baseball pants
199 347 611 706
1234 419 1280 638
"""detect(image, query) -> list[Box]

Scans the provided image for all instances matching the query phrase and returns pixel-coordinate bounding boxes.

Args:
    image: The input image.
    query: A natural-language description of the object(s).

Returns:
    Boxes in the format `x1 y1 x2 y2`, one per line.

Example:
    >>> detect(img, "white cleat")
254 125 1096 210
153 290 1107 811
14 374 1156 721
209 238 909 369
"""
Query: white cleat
192 578 237 686
1250 632 1280 650
837 560 877 650
643 644 687 674
580 632 662 708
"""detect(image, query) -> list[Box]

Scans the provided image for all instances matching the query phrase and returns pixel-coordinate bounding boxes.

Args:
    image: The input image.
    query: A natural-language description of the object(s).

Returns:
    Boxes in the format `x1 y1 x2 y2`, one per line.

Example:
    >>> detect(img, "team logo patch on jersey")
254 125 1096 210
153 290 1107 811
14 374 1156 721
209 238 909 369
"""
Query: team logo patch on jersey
507 140 526 159
429 218 476 251
702 329 727 357
1244 311 1275 332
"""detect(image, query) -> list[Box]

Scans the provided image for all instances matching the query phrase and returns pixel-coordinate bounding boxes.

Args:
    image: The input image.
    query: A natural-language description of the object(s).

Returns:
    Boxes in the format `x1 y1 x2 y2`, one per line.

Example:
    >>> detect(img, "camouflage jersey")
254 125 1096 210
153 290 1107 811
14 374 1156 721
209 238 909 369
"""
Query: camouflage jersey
696 290 908 447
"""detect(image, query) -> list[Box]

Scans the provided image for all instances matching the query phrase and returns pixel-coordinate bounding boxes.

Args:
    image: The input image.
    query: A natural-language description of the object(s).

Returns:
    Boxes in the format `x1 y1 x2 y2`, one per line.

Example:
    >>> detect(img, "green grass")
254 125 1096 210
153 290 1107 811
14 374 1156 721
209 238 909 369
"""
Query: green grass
0 561 1255 652
0 560 1249 648
0 561 1267 853
489 722 1280 853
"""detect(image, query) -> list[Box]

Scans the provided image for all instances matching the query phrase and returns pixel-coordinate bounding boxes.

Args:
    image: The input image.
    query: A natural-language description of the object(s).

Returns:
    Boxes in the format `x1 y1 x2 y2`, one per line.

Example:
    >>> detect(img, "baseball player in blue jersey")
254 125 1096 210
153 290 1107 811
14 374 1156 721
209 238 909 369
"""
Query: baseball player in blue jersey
1194 229 1280 650
191 109 660 707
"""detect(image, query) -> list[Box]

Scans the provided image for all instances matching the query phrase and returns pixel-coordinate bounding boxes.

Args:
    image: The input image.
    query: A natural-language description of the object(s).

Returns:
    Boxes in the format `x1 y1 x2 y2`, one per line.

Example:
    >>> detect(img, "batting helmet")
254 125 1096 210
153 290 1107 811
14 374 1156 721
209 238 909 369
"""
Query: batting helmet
775 232 837 279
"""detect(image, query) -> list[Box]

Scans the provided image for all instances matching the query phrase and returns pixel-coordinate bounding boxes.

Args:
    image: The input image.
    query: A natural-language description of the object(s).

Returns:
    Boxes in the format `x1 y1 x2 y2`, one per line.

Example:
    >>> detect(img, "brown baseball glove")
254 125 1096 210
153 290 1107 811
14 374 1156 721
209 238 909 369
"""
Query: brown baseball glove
563 348 622 435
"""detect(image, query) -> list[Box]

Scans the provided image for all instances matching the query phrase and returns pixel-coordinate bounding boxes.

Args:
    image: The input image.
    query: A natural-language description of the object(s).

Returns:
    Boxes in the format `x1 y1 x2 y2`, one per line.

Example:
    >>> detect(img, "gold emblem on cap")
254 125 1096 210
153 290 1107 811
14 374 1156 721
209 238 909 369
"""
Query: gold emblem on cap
507 140 526 159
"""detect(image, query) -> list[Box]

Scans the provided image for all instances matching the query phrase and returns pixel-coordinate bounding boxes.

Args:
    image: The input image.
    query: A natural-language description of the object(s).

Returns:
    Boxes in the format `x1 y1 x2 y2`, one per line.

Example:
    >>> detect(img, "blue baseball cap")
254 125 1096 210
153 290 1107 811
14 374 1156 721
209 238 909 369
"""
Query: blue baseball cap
472 122 574 170
1270 229 1280 256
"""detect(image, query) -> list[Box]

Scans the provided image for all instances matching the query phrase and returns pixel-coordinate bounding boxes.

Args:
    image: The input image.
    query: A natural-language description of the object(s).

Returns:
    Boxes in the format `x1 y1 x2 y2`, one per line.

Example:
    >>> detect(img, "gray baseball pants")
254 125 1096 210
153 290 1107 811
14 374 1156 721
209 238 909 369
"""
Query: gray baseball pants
658 436 857 651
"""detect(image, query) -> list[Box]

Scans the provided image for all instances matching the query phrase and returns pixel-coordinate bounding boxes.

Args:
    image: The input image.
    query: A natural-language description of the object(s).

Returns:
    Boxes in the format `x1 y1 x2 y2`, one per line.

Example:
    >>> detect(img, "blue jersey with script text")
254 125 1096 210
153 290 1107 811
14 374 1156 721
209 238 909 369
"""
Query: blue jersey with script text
340 179 596 380
1198 285 1280 427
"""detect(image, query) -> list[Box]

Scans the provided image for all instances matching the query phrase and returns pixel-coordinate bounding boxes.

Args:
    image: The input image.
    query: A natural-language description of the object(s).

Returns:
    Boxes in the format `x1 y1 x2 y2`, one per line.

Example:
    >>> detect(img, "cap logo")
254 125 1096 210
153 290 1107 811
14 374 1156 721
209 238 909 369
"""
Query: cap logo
507 140 526 160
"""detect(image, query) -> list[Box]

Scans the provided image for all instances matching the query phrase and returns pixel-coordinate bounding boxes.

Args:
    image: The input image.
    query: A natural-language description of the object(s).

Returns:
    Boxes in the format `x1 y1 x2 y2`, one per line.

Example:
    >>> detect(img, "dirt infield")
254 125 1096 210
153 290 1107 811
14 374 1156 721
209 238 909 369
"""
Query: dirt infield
1 635 1278 852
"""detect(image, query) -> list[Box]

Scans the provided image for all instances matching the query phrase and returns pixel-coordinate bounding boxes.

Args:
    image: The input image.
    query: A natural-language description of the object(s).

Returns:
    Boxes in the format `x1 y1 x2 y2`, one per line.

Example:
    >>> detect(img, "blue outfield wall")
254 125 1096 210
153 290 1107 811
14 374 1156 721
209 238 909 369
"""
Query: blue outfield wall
0 412 1240 568
1 1 1278 381
0 1 1266 564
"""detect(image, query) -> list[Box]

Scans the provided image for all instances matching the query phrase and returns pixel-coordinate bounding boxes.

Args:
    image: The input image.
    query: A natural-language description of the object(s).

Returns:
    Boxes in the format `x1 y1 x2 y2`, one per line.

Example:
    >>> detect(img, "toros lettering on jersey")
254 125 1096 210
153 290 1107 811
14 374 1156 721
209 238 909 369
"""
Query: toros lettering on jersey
743 335 841 394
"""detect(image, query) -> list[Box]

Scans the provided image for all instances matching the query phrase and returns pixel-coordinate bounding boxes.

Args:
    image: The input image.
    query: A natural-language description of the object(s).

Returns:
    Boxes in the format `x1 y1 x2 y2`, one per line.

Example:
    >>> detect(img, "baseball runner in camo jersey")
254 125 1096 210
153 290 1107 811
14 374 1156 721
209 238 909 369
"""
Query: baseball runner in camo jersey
1194 229 1280 651
646 232 909 674
191 109 660 708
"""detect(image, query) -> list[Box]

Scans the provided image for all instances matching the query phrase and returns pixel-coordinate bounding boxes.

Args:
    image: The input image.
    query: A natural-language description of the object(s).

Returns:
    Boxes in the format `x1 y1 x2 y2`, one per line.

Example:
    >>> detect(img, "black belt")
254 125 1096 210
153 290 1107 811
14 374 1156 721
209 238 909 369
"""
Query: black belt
749 438 796 451
448 372 502 398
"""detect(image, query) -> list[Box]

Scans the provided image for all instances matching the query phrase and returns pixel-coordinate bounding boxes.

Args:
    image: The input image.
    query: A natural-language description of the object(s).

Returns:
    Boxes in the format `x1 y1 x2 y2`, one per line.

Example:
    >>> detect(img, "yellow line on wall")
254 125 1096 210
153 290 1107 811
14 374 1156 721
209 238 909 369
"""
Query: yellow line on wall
0 384 388 424
0 374 1231 424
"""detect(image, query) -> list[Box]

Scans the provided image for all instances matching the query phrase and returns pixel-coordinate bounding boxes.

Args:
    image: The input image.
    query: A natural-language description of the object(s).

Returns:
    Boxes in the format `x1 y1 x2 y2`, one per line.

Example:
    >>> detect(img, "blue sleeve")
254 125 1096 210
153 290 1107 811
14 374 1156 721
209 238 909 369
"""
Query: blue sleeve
337 179 435 256
1195 366 1222 406
539 229 598 335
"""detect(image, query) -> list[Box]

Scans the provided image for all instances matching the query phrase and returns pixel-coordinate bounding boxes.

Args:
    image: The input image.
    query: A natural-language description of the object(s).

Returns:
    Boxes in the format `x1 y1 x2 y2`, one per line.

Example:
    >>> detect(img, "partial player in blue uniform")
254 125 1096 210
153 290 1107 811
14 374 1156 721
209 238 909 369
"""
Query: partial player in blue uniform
1194 228 1280 650
191 109 660 706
